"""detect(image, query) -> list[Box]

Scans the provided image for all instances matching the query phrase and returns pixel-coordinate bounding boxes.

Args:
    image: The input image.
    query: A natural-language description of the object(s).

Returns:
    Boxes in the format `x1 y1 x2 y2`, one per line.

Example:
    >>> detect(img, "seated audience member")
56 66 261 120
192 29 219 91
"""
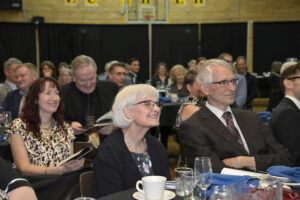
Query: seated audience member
107 62 127 88
169 64 189 97
0 58 22 105
61 55 119 142
219 53 247 109
58 67 72 86
151 62 170 89
187 59 197 69
58 62 70 74
267 61 298 112
0 157 37 200
269 61 282 90
175 67 205 128
126 57 140 84
2 63 38 120
235 56 258 109
6 77 84 176
270 63 300 165
94 84 171 198
98 60 118 81
40 60 56 78
196 56 207 67
180 59 293 173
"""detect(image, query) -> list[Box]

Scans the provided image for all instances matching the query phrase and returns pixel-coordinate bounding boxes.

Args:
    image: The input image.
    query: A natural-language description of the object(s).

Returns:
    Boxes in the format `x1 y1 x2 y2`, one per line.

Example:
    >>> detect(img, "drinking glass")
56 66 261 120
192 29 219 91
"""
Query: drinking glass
183 171 201 200
210 185 235 200
194 157 213 200
175 167 193 196
3 111 11 128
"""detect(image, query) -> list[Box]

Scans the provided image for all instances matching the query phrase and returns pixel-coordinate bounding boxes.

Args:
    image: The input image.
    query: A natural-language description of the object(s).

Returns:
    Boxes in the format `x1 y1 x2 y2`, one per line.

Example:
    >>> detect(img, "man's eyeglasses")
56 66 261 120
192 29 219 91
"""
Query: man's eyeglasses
211 79 238 87
287 76 300 81
133 100 162 109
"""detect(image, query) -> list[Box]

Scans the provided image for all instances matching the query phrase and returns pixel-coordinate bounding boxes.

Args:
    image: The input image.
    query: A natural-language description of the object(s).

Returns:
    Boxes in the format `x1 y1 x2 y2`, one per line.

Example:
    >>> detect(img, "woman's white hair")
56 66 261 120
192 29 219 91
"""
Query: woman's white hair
112 84 159 128
196 59 232 85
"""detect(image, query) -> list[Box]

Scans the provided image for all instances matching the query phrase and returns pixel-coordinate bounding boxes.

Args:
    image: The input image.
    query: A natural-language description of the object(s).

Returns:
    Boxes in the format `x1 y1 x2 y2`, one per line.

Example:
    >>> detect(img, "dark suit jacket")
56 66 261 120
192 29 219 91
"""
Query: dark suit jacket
270 97 300 165
2 89 23 120
180 106 293 173
61 81 119 141
93 129 171 198
61 81 118 125
245 72 258 108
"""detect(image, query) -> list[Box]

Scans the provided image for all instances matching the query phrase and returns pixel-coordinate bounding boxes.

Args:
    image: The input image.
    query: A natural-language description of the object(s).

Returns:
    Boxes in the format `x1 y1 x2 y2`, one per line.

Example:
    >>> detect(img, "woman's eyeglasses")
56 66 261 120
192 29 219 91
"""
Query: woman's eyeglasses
134 100 162 109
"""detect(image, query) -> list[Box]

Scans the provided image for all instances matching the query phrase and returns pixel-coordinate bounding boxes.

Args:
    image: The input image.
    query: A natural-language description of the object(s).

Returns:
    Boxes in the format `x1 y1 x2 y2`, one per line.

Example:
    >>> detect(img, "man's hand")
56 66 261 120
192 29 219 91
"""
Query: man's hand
71 122 87 135
98 125 114 135
222 156 256 171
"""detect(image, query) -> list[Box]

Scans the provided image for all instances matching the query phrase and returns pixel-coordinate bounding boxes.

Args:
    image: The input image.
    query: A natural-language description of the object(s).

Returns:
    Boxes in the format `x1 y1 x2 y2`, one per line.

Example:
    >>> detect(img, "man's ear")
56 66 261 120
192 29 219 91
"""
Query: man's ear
283 79 293 90
123 106 134 119
200 83 209 96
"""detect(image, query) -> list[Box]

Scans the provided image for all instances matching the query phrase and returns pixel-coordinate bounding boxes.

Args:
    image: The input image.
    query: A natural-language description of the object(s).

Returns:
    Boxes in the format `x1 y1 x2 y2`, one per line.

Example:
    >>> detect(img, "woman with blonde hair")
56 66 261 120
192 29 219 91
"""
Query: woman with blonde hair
169 64 189 97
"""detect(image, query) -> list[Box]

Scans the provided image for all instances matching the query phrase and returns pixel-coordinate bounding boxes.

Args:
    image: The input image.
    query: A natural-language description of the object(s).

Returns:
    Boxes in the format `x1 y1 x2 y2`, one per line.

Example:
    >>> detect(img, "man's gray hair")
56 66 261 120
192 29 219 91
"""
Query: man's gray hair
112 84 158 128
196 59 233 85
71 55 97 73
4 58 22 70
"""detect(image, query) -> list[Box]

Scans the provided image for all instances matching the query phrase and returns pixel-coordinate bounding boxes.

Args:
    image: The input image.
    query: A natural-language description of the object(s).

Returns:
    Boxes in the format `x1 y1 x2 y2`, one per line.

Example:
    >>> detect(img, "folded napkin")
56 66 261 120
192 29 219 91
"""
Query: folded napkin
206 173 258 197
159 97 171 103
268 166 300 183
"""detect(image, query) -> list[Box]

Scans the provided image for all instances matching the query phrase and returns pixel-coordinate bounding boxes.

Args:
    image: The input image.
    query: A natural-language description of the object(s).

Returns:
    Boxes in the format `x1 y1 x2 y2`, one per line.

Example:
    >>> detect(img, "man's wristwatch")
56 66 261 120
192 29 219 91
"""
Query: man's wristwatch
0 188 8 200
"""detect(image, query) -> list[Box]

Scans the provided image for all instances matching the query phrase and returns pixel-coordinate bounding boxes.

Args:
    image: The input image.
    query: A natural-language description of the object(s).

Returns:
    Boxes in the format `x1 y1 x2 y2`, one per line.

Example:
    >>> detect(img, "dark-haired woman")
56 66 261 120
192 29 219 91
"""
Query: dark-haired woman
6 77 84 176
151 62 170 89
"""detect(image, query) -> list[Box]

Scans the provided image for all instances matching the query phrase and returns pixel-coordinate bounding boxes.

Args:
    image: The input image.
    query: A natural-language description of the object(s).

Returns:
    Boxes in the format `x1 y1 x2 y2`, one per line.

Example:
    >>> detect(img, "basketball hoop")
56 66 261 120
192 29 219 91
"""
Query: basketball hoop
143 14 153 22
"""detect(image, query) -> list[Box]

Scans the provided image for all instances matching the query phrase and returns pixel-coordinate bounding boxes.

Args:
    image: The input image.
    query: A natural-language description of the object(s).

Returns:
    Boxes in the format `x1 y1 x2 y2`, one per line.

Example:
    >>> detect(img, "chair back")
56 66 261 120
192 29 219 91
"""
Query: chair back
79 171 95 197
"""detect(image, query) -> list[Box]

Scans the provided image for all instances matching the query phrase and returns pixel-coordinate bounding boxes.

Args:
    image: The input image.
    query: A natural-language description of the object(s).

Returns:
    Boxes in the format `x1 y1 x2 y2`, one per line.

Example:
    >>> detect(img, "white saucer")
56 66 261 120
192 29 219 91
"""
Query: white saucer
132 190 176 200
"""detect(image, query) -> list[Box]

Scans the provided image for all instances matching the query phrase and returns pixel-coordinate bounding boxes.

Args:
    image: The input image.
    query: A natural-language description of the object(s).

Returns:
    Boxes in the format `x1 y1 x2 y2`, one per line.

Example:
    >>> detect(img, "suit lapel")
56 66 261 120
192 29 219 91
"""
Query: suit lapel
231 109 252 155
201 106 248 154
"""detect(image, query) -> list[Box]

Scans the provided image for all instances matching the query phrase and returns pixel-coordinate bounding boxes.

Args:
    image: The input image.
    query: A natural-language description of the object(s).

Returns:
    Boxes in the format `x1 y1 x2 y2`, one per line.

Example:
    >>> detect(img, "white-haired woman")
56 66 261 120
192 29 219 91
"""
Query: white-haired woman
93 84 171 198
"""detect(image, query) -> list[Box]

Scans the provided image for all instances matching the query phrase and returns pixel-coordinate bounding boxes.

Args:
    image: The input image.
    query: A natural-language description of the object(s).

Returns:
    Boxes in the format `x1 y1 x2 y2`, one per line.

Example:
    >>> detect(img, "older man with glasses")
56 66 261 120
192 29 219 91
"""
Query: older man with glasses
180 59 293 173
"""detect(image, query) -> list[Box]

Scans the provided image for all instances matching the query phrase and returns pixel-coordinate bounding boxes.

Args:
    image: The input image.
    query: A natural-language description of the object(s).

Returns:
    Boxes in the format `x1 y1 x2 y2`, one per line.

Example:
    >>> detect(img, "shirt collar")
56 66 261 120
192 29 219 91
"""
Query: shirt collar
205 101 232 119
285 95 300 109
5 80 17 90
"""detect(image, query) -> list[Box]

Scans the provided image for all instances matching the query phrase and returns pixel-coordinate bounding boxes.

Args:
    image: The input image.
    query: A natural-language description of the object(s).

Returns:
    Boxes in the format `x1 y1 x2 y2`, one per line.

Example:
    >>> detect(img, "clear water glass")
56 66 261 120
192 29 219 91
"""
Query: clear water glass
183 171 201 200
175 167 193 196
210 185 235 200
194 157 213 200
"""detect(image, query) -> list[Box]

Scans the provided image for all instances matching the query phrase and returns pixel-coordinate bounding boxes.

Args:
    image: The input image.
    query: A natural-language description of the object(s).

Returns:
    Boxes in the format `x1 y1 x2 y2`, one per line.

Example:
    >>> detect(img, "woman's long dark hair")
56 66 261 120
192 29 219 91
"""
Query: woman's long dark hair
20 77 66 138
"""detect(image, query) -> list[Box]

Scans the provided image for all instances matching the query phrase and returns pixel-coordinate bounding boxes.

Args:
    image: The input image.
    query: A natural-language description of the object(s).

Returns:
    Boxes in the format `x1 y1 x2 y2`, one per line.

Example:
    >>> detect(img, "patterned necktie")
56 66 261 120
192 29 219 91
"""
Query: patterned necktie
222 111 247 152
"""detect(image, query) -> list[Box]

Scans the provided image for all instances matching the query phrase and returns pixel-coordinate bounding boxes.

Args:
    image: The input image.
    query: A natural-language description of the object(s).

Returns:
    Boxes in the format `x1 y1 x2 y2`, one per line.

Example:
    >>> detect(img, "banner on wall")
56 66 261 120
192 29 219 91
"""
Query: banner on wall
193 0 205 6
140 0 152 5
64 0 78 6
121 0 132 6
85 0 97 6
175 0 185 6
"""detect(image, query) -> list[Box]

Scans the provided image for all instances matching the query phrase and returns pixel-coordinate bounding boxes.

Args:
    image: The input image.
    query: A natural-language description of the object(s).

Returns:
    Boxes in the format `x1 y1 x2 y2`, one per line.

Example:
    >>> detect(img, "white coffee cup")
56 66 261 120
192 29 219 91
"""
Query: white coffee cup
170 93 178 102
136 176 166 200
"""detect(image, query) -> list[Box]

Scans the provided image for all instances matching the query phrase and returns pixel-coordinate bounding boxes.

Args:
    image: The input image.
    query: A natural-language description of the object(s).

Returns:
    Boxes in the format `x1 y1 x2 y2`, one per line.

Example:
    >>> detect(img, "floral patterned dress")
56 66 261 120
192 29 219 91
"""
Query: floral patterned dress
131 150 154 176
6 118 75 167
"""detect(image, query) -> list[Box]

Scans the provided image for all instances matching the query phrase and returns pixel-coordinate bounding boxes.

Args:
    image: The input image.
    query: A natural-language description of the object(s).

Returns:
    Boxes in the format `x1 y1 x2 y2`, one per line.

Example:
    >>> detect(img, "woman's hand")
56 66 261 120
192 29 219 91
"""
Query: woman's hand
60 158 85 174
